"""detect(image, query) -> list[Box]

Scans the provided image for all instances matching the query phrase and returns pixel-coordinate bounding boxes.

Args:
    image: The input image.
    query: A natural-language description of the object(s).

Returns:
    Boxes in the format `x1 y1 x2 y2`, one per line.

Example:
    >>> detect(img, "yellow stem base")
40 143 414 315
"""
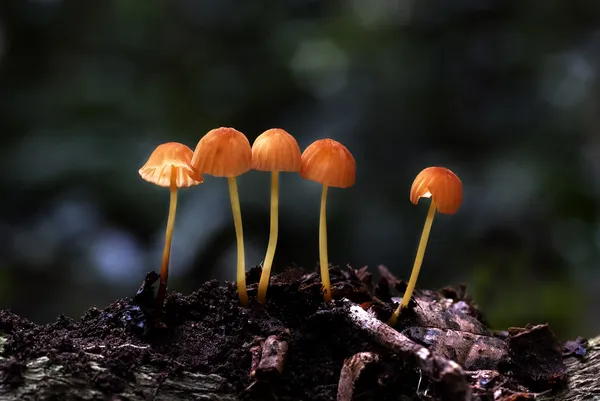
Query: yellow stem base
257 172 279 305
319 185 331 301
388 199 436 326
229 176 248 307
156 176 178 310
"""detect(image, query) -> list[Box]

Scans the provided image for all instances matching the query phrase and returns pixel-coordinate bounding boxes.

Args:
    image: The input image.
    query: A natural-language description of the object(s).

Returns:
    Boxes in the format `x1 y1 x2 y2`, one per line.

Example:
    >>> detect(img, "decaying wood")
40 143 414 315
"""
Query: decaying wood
337 352 379 401
0 330 598 400
247 334 289 389
256 335 289 377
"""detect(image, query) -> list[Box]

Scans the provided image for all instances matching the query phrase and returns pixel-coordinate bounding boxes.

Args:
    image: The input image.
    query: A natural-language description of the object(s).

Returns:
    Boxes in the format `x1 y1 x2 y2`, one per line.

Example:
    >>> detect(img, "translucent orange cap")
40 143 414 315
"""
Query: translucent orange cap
410 166 462 214
139 142 204 188
192 127 252 177
300 138 356 188
252 128 301 172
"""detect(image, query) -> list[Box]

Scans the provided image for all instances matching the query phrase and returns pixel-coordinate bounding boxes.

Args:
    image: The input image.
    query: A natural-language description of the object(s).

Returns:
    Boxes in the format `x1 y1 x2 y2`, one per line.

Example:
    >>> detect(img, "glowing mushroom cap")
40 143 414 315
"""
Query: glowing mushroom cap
300 138 356 188
410 166 462 214
192 127 252 177
252 128 301 172
139 142 204 188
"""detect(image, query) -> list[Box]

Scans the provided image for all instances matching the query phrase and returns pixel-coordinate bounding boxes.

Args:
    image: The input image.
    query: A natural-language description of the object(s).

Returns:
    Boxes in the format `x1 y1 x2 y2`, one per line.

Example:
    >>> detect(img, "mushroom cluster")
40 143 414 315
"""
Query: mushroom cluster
139 128 462 329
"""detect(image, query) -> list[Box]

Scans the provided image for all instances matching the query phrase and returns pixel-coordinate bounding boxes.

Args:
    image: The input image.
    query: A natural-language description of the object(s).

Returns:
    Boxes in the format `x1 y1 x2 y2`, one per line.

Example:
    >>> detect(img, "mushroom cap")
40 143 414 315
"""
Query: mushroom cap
252 128 301 172
139 142 204 188
192 127 252 177
300 138 356 188
410 166 462 214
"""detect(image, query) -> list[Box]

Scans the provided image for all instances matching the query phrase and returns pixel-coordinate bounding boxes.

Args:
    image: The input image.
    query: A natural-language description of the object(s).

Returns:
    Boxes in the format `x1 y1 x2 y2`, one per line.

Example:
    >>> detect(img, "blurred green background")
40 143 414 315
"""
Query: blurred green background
0 0 599 339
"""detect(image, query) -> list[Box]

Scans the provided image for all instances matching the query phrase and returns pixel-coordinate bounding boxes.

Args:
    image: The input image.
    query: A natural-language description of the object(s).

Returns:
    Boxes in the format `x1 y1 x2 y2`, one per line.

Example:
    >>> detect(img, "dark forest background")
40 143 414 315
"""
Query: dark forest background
1 0 599 339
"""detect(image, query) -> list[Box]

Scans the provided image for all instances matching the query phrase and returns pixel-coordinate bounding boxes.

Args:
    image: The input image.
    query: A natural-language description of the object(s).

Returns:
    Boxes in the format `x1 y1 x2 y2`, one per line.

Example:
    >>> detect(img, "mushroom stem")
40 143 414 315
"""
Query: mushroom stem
228 176 248 307
389 199 437 326
257 171 279 305
156 179 178 310
319 184 331 301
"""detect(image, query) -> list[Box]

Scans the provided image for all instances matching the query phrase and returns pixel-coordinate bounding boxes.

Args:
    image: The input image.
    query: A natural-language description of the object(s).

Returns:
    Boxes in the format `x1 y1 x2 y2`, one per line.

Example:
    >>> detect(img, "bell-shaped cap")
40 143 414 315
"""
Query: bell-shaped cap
192 127 252 177
139 142 204 188
300 138 356 188
252 128 301 172
410 166 462 214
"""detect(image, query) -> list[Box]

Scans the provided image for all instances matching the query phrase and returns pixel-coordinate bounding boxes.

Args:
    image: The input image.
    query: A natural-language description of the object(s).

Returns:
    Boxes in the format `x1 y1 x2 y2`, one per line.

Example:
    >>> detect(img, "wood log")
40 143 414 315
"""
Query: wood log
538 335 599 401
0 334 597 401
0 336 240 400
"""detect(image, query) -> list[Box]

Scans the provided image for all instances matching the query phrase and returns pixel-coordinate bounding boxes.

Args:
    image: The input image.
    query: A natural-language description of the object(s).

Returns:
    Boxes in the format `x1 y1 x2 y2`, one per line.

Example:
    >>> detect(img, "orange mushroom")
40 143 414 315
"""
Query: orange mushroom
139 142 204 309
388 166 462 326
192 127 252 307
252 128 302 304
301 138 356 301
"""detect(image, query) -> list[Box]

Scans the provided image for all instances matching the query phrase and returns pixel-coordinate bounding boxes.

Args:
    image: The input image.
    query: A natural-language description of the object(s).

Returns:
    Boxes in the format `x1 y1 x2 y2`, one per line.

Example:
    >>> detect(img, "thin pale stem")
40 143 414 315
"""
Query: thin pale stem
389 199 437 326
156 170 178 310
229 176 248 307
257 171 279 305
319 185 331 301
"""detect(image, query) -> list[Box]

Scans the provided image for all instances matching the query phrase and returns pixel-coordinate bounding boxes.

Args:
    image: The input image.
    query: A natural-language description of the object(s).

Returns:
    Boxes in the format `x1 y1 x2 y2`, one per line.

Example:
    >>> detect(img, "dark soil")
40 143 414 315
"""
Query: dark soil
0 265 579 401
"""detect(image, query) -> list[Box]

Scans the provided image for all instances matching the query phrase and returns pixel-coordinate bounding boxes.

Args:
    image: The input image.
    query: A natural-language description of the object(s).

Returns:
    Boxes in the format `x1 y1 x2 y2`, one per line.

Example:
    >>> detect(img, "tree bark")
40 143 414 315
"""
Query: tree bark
0 335 597 401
